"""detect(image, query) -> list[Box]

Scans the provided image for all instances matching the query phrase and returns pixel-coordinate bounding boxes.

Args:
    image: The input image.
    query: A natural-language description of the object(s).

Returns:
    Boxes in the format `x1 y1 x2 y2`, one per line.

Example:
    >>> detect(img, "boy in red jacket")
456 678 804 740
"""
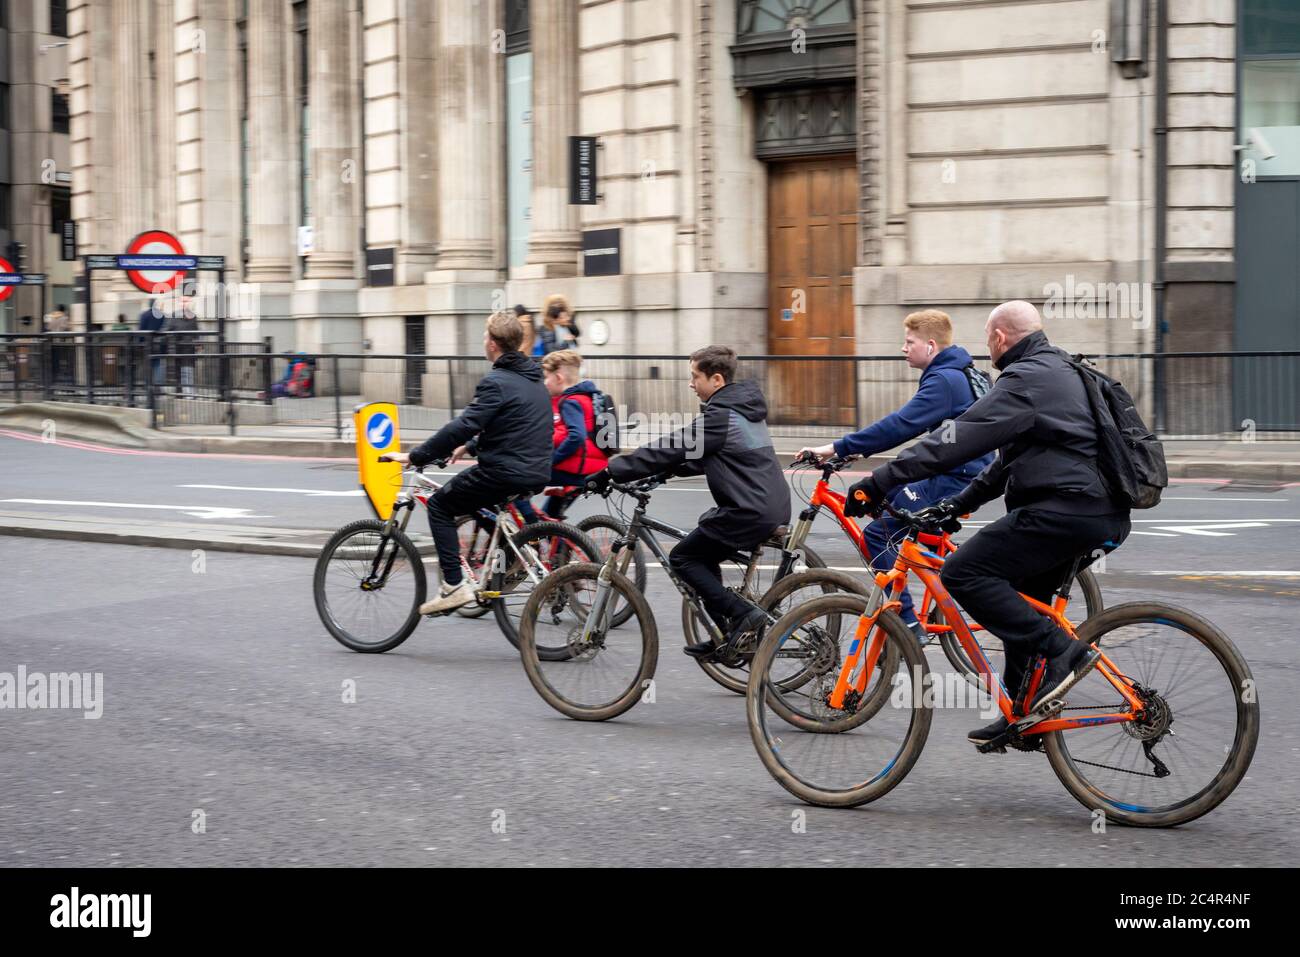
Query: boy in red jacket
517 349 610 521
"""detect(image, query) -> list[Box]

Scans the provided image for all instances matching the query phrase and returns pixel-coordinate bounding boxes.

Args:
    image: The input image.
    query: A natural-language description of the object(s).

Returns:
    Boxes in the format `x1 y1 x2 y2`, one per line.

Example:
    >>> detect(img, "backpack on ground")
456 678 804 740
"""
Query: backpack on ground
1068 355 1168 509
962 364 993 402
586 390 620 454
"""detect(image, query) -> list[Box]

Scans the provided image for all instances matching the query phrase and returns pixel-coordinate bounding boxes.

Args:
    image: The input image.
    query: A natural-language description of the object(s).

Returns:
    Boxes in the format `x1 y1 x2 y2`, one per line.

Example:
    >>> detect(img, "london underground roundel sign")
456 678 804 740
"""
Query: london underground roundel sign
124 230 190 294
0 257 16 303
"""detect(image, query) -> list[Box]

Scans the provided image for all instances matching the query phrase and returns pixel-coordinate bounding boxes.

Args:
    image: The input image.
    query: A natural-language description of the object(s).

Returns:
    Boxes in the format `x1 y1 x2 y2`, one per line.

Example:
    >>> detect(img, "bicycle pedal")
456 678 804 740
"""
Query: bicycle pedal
1015 698 1064 729
975 741 1007 755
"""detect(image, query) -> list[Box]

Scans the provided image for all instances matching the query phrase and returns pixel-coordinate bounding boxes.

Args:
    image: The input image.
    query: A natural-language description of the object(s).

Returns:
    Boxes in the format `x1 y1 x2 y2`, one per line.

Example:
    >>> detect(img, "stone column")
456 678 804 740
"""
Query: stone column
523 0 580 276
152 0 176 231
304 0 359 279
245 0 295 281
430 0 497 278
111 0 154 300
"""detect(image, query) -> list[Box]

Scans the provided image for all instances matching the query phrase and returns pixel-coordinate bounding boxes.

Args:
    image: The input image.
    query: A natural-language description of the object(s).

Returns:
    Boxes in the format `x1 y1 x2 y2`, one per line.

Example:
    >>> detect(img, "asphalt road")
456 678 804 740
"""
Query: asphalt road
2 447 1298 865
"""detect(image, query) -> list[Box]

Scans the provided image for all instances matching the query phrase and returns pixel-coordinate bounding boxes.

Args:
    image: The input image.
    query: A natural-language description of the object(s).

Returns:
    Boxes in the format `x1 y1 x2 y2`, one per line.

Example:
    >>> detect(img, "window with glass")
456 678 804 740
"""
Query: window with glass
1241 0 1300 176
52 91 70 134
294 1 311 227
506 1 531 270
50 0 68 37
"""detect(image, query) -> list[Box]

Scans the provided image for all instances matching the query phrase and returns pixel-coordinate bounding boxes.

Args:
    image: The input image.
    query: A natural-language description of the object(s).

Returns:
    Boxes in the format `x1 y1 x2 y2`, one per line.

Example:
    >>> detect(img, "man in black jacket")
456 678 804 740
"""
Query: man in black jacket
387 310 552 615
586 346 792 659
844 301 1131 743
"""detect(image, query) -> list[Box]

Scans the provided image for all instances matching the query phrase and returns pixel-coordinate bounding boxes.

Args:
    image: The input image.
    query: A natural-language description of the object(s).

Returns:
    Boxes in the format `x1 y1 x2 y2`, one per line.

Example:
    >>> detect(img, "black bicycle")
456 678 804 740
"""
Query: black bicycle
516 475 870 720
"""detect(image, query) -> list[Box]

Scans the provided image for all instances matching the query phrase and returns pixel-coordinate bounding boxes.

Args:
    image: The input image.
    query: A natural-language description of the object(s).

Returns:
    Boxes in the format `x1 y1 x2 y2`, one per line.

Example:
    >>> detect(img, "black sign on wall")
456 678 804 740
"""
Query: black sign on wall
366 247 395 287
61 221 78 261
582 228 621 277
569 136 598 205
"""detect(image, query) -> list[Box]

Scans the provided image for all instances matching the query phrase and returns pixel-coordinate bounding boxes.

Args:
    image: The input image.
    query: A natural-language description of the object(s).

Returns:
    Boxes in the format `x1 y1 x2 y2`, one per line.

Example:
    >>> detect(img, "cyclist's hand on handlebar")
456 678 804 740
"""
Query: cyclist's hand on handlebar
378 452 410 465
913 499 962 533
448 445 468 465
844 473 885 518
584 469 613 496
795 444 836 465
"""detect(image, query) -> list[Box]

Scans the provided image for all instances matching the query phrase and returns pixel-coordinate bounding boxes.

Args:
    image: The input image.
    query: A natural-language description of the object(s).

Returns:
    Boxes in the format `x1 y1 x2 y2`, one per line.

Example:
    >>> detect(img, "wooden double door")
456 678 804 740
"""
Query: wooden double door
766 153 858 428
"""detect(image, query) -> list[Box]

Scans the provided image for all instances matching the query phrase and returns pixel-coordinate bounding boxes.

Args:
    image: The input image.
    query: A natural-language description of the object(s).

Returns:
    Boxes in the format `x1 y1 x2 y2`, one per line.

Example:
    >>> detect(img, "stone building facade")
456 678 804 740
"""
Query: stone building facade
59 1 1289 424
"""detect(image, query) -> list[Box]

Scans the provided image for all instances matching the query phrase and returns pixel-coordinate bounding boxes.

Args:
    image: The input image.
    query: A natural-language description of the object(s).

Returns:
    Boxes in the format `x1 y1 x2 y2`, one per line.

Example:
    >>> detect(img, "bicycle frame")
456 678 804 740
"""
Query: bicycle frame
793 466 1081 635
584 483 792 644
827 531 1146 734
380 470 551 599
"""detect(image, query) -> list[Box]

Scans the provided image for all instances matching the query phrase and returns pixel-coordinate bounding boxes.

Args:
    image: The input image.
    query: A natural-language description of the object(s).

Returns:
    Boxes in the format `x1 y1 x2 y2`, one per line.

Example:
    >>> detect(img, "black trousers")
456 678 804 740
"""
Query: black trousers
939 506 1130 696
668 526 773 631
425 467 531 586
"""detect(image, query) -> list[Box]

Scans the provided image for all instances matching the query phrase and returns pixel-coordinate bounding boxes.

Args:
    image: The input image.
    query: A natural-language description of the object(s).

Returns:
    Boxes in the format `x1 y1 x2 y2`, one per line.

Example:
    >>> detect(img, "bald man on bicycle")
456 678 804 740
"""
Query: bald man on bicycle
843 301 1132 746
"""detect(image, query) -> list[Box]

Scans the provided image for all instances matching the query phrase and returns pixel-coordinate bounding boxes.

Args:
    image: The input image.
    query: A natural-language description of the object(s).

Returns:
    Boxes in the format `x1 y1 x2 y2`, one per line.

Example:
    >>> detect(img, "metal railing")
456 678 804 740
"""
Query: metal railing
1 339 1297 441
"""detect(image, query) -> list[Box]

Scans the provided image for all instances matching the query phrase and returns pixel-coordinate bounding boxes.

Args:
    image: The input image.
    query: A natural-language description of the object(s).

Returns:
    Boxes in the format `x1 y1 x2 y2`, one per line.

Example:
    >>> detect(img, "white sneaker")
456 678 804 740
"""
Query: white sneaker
419 580 477 616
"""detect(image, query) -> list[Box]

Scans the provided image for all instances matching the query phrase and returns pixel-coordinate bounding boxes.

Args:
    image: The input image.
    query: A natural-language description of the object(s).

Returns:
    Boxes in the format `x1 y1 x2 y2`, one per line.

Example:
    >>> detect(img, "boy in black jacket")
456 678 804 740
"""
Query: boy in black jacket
386 310 552 615
586 346 792 659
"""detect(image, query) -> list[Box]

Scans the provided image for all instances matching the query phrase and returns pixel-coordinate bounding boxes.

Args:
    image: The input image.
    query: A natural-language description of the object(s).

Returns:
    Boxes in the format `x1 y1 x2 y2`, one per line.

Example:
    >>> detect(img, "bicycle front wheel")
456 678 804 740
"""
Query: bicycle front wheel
314 519 427 653
747 597 931 808
1043 602 1259 828
518 562 658 721
574 514 647 628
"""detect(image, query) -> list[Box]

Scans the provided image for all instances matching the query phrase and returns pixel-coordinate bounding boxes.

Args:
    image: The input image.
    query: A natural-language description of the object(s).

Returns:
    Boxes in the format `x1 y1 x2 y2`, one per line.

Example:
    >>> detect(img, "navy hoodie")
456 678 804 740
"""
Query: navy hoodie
832 345 995 480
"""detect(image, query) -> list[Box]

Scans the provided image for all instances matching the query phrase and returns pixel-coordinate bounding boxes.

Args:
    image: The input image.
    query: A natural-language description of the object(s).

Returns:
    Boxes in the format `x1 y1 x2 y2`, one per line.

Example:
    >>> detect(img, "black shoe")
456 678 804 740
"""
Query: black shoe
967 716 1009 744
724 608 768 647
905 619 930 647
683 639 718 660
1030 641 1099 713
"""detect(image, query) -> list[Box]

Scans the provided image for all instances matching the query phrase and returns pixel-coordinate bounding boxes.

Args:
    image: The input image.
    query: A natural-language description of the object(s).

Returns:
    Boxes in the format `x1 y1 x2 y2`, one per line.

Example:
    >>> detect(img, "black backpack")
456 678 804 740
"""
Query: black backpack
1068 355 1167 509
962 364 993 402
586 390 621 454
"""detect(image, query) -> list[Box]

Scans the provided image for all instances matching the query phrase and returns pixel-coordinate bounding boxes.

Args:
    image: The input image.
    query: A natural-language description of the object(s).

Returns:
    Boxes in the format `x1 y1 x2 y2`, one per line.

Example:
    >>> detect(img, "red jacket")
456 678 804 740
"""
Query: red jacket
552 385 609 476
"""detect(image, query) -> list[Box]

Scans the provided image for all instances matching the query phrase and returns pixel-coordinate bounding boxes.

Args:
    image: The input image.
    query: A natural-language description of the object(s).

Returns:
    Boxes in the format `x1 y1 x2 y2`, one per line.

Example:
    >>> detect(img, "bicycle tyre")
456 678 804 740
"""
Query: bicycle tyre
1043 601 1260 828
517 562 659 721
492 521 601 651
314 519 426 654
747 598 932 808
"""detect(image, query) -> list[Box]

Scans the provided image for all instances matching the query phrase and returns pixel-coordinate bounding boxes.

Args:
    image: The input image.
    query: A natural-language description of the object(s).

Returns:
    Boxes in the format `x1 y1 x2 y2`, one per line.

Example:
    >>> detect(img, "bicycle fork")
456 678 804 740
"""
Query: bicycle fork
827 578 897 711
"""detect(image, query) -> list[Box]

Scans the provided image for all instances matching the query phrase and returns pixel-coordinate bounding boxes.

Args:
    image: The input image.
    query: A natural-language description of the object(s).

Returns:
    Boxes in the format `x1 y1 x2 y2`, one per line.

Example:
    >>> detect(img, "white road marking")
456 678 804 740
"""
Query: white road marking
1 499 272 521
180 484 364 497
1151 522 1270 537
1161 497 1287 503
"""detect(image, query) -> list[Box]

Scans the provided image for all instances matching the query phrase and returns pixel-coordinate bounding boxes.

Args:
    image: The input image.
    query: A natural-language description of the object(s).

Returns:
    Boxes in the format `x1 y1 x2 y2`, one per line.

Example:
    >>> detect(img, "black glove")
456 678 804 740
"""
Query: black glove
585 469 613 495
843 473 885 518
913 499 961 533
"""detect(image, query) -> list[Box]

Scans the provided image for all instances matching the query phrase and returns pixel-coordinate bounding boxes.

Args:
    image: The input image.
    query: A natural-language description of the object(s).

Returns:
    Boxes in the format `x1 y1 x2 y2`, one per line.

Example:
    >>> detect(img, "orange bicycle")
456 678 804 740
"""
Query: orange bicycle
746 499 1260 827
787 453 1103 685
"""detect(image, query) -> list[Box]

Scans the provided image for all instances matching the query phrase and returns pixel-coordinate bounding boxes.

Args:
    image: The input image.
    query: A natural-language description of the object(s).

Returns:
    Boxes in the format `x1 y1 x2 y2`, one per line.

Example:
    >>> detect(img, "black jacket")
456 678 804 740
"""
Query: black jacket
871 331 1122 515
409 351 552 486
607 380 791 543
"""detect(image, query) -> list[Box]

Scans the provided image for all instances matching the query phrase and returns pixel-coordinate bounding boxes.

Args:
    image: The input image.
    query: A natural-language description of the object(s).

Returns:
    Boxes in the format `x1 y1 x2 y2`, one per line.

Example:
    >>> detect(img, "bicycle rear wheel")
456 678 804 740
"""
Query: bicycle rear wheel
683 542 829 695
518 562 658 721
1043 602 1259 828
747 598 931 808
492 521 601 652
314 519 426 653
939 567 1103 689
